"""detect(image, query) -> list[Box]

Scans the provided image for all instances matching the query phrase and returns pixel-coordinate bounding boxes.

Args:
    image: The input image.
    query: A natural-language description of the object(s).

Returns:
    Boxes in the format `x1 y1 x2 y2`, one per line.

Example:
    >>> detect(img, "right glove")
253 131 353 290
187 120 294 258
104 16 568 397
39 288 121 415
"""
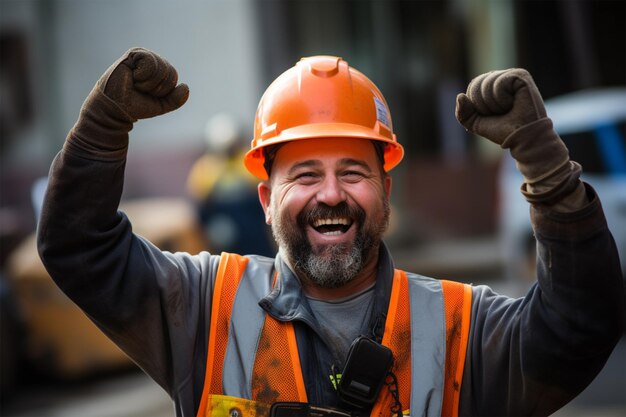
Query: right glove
456 68 585 209
66 47 189 156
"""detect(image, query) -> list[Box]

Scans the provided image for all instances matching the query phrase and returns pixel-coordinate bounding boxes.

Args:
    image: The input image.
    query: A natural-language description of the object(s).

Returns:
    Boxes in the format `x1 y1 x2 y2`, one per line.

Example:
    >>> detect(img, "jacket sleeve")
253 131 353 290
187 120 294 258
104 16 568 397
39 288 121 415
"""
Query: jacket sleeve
459 184 625 416
36 140 219 415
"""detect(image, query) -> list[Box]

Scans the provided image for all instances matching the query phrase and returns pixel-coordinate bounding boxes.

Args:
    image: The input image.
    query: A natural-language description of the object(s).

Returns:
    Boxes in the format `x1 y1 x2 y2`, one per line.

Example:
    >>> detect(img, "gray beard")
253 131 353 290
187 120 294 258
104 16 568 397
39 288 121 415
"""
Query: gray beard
276 235 370 289
271 201 387 289
299 235 370 289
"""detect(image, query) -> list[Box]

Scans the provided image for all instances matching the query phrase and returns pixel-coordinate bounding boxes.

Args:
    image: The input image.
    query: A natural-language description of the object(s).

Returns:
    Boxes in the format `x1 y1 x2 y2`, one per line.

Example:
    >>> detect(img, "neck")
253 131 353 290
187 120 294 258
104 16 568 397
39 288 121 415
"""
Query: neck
294 244 381 301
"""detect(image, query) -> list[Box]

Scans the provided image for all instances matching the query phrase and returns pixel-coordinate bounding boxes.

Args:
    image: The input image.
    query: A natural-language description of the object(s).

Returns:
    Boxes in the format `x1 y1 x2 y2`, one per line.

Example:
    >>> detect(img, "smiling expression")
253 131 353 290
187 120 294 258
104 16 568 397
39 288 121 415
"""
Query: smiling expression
258 137 392 290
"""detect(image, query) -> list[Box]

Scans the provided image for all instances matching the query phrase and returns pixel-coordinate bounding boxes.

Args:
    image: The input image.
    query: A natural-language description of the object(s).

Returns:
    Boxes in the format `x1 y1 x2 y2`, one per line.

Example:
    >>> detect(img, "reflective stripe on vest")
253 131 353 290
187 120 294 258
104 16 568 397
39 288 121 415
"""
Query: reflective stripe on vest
441 279 472 416
197 253 472 417
196 252 250 416
404 274 473 417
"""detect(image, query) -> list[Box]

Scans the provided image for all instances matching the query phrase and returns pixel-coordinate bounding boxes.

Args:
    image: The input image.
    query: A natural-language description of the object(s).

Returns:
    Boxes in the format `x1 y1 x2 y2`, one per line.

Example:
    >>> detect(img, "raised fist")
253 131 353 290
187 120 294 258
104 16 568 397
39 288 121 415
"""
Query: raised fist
455 69 585 207
68 48 189 153
96 47 189 121
455 69 547 145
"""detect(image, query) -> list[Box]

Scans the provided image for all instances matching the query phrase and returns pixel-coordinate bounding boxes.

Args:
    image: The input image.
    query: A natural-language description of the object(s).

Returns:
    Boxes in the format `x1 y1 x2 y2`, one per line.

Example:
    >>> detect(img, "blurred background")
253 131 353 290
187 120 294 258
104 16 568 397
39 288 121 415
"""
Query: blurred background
1 0 624 416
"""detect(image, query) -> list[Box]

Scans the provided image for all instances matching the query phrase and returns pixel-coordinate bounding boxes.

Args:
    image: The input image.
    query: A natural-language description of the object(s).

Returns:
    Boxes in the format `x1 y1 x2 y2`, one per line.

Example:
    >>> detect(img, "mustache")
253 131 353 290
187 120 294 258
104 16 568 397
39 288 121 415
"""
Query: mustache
297 202 366 227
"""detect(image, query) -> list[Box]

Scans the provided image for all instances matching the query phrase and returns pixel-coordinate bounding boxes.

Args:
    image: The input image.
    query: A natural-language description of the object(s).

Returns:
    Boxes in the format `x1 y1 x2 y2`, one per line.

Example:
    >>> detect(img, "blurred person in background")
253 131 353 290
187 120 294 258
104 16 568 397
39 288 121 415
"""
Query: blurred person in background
186 113 274 257
37 48 624 417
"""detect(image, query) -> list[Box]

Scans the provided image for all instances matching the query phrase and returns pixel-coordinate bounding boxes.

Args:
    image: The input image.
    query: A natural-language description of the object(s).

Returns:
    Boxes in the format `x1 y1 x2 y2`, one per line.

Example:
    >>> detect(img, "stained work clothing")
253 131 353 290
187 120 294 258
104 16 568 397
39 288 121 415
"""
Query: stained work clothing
196 252 471 416
37 135 625 416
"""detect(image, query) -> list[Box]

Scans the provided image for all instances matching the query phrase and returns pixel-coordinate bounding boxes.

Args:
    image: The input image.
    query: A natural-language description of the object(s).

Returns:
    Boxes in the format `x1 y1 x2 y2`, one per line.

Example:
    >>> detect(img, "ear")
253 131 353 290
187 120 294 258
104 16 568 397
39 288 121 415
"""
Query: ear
384 174 392 200
258 181 272 224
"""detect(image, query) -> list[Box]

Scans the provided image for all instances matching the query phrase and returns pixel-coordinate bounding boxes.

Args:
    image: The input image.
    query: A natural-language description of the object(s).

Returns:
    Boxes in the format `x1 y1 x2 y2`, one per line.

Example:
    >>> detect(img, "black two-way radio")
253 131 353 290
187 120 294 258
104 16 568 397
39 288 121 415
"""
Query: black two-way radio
337 336 394 409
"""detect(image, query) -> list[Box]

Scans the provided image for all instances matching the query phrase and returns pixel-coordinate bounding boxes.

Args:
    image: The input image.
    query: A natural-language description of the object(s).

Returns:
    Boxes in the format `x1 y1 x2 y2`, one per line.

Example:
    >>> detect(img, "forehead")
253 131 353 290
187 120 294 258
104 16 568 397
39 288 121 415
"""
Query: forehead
272 138 380 172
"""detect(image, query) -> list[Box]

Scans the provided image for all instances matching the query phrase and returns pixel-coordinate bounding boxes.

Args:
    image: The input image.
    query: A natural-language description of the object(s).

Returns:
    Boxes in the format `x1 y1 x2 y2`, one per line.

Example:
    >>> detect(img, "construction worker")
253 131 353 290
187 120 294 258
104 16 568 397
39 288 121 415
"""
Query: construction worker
38 48 624 417
186 113 275 257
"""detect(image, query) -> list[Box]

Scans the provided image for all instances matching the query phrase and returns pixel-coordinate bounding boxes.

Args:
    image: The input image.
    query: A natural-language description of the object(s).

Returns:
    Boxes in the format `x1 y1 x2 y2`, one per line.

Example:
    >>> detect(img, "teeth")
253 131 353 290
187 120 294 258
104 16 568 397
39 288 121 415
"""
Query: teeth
323 230 342 236
312 217 351 228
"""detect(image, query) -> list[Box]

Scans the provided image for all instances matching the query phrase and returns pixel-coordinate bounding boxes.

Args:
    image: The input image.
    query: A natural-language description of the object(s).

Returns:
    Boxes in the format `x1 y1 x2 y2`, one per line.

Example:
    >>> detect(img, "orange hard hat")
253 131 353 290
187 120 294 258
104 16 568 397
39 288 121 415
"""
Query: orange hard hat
244 56 404 180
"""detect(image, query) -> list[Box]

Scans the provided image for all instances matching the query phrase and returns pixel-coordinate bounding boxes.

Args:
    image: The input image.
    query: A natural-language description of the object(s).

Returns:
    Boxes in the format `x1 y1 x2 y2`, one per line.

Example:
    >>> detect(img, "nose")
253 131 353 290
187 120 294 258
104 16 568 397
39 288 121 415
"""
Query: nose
316 176 347 206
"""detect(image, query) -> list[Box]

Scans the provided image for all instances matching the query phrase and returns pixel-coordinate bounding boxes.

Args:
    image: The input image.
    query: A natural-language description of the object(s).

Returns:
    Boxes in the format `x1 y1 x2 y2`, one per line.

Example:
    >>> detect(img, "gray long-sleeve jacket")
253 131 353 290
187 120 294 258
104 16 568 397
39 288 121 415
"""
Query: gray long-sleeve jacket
37 137 625 416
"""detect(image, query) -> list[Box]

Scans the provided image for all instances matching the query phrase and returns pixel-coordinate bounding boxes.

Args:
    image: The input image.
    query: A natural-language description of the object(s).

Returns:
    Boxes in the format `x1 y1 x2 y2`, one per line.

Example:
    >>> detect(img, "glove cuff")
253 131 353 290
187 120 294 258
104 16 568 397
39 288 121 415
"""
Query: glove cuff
521 161 582 205
501 117 570 181
64 87 136 160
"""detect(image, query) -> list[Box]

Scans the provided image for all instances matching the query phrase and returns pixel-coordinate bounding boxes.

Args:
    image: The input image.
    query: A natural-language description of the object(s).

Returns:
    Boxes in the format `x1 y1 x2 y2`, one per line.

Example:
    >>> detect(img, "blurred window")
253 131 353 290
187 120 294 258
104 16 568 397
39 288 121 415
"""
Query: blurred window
561 121 626 174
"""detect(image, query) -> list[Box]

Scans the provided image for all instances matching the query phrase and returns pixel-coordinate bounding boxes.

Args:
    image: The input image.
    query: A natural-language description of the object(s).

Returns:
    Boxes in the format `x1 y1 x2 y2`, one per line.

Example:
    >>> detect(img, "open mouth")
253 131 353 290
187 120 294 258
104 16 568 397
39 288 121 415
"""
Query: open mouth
311 217 353 236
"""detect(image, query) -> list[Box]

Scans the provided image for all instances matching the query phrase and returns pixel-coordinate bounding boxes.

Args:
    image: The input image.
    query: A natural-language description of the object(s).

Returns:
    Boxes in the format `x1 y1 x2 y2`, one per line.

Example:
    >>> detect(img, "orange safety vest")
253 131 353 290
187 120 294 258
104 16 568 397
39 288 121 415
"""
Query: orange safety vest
196 253 472 417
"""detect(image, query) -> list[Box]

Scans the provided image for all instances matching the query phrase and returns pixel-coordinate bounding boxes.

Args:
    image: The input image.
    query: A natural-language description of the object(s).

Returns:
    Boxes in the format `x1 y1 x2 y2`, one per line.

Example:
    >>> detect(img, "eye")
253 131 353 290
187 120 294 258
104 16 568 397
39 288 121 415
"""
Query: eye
341 170 366 182
294 171 320 184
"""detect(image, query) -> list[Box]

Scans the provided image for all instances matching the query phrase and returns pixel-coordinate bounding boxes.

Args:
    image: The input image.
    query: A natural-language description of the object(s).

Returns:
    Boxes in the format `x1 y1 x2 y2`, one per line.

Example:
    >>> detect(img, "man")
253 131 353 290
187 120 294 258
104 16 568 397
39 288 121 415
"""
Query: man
38 48 624 417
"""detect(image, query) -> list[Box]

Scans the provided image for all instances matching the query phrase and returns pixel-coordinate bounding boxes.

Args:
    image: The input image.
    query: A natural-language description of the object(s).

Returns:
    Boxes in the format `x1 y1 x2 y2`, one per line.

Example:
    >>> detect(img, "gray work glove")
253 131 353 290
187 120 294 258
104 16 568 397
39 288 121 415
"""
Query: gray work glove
66 47 189 156
455 69 586 209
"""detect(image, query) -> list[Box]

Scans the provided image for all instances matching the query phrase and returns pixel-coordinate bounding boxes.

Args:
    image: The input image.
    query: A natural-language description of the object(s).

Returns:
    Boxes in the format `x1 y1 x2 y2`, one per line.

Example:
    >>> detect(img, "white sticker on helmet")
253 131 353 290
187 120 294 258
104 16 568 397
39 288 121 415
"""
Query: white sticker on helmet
373 96 390 127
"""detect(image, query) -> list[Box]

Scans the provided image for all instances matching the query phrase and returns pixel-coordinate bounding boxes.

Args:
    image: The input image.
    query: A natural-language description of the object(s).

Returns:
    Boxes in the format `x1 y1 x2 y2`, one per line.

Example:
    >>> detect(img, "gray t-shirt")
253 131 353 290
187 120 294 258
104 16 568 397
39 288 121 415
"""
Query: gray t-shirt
306 284 376 364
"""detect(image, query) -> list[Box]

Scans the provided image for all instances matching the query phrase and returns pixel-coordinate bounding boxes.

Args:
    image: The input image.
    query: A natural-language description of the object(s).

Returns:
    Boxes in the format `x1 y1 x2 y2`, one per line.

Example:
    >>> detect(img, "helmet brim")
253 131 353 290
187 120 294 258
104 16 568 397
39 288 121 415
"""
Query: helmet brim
244 123 404 180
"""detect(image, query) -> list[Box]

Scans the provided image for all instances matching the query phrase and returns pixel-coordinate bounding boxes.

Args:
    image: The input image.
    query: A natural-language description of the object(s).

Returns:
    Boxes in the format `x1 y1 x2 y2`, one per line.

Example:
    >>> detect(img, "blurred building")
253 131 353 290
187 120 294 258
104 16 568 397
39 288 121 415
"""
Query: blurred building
1 1 623 252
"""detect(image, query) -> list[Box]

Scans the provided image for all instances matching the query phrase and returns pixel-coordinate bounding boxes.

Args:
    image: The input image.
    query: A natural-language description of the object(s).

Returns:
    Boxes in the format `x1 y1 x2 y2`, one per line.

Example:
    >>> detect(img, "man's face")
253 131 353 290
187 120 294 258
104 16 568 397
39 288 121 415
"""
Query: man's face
258 138 392 289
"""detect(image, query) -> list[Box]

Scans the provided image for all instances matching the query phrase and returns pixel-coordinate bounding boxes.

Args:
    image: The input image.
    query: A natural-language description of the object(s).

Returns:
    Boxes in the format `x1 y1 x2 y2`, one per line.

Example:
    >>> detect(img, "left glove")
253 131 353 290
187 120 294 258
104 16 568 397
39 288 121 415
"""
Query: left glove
455 68 584 207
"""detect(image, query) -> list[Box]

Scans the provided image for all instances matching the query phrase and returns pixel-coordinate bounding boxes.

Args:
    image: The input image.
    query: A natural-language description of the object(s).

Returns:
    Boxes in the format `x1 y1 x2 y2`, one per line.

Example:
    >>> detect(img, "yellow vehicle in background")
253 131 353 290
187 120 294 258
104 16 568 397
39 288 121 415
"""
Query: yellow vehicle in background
4 197 207 380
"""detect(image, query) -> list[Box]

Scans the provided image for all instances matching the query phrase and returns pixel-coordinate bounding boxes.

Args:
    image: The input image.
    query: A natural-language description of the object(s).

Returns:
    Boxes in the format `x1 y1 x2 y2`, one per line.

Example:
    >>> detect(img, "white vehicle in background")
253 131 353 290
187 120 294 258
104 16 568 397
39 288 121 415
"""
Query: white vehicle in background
499 87 626 294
